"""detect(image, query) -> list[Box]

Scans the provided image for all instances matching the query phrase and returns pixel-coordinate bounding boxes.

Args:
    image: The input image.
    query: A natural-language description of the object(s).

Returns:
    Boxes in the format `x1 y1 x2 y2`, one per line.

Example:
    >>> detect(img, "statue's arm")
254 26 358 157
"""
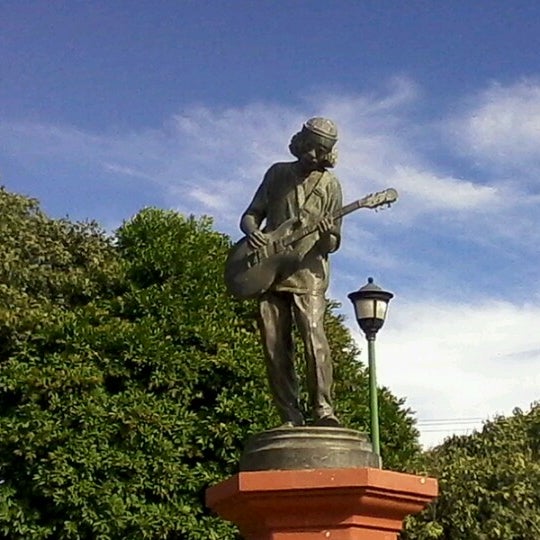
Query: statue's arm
240 213 263 236
240 168 271 247
318 176 342 255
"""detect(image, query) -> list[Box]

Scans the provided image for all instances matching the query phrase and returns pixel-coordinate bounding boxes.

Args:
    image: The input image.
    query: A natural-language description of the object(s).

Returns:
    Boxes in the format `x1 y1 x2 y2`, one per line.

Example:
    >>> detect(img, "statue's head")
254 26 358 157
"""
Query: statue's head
289 117 338 169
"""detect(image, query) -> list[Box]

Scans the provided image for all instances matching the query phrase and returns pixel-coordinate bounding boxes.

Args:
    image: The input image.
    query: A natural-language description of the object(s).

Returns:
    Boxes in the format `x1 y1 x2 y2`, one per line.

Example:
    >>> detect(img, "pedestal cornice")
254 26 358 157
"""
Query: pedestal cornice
207 467 438 540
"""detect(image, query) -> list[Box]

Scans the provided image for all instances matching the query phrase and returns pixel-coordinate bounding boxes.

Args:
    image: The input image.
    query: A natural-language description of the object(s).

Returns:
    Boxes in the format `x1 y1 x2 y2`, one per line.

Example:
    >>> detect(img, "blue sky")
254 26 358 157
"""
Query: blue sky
2 1 540 446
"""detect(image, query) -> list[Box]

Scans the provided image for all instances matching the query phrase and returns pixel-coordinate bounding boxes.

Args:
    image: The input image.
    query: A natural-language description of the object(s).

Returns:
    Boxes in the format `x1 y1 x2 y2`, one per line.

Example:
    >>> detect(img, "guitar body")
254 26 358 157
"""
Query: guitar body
224 218 315 299
224 188 398 300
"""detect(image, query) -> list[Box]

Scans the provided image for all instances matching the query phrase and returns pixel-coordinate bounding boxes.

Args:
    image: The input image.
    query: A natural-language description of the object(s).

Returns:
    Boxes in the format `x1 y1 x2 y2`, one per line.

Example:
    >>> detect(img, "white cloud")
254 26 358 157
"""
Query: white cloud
103 163 156 182
372 298 540 447
390 165 499 211
451 79 540 171
188 187 229 210
315 76 420 122
1 81 501 230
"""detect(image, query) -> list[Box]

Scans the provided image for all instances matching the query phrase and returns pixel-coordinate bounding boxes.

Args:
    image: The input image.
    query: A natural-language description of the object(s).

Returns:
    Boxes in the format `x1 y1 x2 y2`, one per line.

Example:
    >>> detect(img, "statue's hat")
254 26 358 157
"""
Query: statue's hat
303 117 338 141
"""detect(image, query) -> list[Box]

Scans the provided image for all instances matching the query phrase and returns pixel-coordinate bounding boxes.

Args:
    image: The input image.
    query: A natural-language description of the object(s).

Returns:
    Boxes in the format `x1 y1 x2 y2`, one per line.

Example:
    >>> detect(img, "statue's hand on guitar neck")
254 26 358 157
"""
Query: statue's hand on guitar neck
317 215 334 234
316 215 338 255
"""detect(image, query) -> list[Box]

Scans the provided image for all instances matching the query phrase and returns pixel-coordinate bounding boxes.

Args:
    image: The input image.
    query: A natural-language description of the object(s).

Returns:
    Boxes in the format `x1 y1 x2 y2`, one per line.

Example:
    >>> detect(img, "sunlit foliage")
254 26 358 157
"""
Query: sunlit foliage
0 187 419 539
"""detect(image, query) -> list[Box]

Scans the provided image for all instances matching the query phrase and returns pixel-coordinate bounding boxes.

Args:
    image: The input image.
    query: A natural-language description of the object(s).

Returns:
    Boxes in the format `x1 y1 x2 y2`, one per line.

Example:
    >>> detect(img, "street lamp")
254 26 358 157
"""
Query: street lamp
348 277 394 458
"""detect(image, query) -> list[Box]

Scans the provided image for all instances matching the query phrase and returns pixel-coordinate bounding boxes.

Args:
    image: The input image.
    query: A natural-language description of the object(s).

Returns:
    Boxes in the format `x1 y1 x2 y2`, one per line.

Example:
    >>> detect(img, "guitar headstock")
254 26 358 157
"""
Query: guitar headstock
360 188 399 210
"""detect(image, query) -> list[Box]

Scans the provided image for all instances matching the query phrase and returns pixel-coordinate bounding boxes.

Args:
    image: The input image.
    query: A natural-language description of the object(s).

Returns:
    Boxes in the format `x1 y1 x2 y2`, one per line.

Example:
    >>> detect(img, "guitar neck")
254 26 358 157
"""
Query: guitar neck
283 200 368 247
335 199 366 220
281 188 397 248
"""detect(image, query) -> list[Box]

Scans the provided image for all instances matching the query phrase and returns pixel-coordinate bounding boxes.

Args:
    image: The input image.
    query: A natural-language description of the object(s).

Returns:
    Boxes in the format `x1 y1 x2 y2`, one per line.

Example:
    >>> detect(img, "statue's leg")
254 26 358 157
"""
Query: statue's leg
258 292 304 426
292 293 338 425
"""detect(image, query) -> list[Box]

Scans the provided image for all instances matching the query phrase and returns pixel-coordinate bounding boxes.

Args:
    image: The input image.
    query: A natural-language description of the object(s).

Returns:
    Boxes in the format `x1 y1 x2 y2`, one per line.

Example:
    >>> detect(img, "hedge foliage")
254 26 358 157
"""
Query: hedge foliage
403 403 540 540
0 187 419 539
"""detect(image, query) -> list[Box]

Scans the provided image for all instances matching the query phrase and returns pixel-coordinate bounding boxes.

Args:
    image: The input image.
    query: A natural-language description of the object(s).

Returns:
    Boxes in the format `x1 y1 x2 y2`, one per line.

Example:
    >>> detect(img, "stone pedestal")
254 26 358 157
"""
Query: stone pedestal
240 427 381 471
206 467 438 540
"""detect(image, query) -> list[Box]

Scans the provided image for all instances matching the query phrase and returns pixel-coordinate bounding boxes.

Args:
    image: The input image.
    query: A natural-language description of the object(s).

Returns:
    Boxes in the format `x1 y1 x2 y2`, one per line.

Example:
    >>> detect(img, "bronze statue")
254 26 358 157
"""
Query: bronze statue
232 117 343 427
224 118 398 429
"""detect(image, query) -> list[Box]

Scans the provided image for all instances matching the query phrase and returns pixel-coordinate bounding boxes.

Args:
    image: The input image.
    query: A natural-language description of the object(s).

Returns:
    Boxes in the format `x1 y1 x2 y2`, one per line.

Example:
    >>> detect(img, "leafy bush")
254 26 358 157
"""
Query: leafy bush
403 403 540 540
0 188 419 539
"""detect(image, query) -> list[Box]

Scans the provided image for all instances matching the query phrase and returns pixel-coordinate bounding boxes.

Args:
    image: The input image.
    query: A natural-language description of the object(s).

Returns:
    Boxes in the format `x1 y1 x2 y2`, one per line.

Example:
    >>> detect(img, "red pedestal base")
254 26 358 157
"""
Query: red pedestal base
206 468 438 540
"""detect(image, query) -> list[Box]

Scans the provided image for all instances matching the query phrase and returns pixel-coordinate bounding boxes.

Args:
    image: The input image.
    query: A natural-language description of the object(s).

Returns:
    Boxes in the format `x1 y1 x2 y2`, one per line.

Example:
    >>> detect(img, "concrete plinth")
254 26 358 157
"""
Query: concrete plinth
240 427 381 471
206 468 438 540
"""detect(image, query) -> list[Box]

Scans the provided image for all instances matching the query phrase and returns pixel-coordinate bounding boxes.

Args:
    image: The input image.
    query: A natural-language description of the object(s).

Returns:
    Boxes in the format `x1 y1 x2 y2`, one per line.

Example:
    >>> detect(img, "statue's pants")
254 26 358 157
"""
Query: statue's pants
258 291 334 424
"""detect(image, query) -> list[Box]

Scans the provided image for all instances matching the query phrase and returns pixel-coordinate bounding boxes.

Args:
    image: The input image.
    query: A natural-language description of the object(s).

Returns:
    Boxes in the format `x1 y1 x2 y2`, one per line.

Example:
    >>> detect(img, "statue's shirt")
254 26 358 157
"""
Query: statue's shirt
243 161 342 294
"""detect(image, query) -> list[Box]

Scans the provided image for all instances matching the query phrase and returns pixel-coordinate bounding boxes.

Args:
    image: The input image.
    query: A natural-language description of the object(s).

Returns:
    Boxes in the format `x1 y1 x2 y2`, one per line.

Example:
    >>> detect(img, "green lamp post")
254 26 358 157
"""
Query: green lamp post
348 277 394 458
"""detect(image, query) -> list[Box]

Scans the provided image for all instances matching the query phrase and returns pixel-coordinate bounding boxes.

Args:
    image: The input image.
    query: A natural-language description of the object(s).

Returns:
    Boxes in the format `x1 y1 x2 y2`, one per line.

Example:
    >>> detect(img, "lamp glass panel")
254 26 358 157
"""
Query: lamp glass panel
375 300 388 320
355 298 376 320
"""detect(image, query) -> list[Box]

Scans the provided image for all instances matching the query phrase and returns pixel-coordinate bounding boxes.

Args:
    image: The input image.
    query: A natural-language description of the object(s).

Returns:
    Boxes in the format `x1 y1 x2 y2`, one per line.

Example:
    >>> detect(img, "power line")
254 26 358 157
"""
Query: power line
416 417 486 435
417 417 484 423
421 428 479 433
418 420 483 426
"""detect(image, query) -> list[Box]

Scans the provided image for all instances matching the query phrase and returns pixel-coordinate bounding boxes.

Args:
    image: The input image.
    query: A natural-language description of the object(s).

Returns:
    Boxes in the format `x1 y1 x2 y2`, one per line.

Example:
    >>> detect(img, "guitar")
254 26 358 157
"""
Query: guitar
224 188 398 299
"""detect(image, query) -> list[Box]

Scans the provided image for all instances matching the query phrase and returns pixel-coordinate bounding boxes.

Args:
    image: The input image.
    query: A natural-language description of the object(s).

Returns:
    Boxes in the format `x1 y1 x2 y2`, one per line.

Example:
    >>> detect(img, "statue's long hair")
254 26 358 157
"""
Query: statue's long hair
288 131 338 169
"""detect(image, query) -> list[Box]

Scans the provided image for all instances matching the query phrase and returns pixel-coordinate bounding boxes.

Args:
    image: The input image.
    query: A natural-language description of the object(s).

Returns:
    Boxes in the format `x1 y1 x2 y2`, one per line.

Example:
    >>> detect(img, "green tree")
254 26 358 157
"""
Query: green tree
403 403 540 540
0 187 419 539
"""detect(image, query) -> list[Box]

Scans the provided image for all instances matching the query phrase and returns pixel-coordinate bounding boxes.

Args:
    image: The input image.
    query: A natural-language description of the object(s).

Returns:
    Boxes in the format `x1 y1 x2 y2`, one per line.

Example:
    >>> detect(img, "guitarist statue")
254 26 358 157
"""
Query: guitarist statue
239 117 343 428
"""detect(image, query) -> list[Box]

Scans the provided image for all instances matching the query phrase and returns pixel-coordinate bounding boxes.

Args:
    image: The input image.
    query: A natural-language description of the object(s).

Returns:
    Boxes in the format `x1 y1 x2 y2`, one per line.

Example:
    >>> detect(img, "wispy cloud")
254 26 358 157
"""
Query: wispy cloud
375 298 540 447
390 165 499 211
1 80 507 229
103 163 157 182
450 78 540 175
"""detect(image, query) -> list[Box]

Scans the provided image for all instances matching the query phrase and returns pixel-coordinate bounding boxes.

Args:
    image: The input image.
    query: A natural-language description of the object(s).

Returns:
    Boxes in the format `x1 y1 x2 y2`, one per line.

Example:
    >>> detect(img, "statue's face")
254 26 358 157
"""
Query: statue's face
298 132 336 169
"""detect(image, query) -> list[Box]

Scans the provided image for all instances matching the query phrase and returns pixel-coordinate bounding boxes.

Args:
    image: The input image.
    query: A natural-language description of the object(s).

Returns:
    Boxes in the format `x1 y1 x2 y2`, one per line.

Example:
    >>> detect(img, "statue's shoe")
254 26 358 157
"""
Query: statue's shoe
280 419 305 428
314 415 341 427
